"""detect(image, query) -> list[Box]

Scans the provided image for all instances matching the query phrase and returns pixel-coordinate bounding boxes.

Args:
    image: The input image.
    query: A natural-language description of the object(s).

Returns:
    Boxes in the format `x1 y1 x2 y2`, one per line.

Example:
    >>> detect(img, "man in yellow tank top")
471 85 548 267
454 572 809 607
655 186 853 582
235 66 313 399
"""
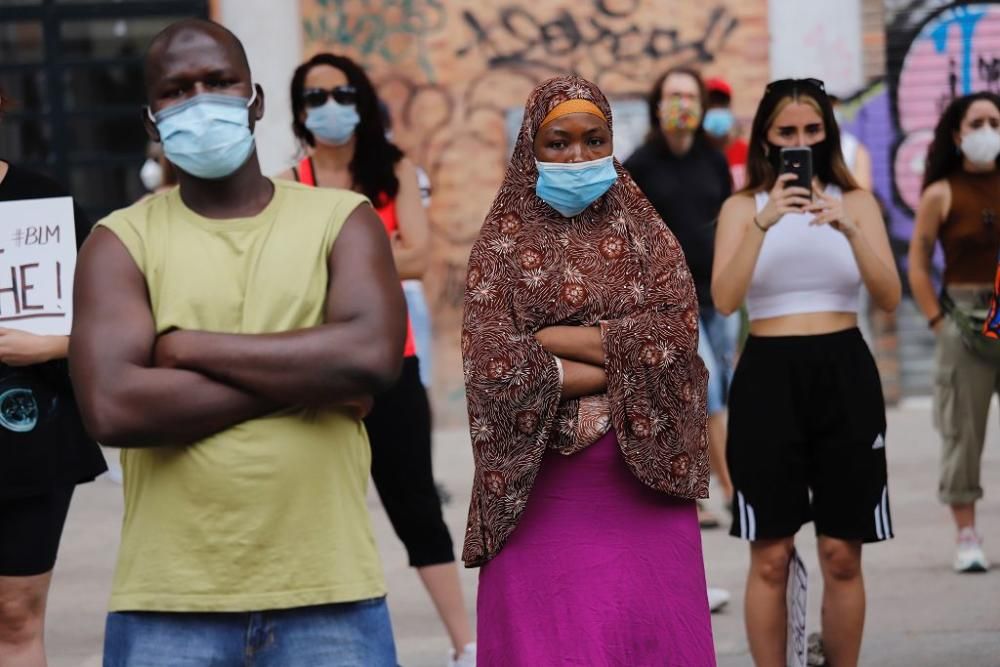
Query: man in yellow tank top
68 19 406 666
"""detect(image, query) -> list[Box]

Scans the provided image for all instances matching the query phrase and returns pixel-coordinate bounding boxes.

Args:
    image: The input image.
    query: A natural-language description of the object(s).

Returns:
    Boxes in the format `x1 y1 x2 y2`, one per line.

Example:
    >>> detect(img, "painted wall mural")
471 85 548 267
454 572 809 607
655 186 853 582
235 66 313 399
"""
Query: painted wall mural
848 1 1000 279
300 0 770 425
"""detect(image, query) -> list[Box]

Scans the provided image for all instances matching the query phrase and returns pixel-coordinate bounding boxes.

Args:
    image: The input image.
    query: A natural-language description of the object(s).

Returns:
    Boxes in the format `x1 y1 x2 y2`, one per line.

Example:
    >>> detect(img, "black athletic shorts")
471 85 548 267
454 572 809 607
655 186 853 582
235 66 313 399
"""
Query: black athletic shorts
0 486 74 576
727 328 893 543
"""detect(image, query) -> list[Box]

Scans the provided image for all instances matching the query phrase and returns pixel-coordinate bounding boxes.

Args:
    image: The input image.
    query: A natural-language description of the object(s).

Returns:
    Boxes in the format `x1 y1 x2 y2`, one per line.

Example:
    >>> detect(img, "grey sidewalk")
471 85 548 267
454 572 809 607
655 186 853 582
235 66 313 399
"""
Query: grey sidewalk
47 403 999 666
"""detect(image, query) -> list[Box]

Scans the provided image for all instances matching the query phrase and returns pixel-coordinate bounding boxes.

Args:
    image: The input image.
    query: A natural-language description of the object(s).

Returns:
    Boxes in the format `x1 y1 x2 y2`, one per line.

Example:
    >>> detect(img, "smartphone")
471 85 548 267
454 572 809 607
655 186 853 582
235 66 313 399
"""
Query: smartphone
780 146 813 199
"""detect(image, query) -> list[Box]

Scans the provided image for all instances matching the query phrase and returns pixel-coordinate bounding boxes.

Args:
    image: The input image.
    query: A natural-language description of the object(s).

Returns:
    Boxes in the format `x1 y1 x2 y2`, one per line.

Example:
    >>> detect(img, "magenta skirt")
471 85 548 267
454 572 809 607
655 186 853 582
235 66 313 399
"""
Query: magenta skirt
477 430 716 666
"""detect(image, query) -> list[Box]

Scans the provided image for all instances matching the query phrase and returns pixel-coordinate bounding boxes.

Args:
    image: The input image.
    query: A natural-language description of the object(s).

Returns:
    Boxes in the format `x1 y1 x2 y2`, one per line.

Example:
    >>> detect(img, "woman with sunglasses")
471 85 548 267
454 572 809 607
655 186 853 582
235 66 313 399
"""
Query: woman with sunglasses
279 53 475 667
908 92 1000 575
0 86 107 665
712 78 900 667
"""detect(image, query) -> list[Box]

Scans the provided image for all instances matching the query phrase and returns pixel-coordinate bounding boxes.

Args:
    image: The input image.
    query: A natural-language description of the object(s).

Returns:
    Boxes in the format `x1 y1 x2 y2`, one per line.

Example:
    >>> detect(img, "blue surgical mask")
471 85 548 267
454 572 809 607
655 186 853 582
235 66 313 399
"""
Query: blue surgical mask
703 108 734 138
148 89 257 180
305 101 360 146
535 156 618 218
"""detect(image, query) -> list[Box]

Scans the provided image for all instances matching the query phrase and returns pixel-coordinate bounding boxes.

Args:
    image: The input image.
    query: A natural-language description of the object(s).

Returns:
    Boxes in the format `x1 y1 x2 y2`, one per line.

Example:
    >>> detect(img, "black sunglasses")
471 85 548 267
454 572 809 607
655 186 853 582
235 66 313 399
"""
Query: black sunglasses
302 85 357 108
765 78 826 96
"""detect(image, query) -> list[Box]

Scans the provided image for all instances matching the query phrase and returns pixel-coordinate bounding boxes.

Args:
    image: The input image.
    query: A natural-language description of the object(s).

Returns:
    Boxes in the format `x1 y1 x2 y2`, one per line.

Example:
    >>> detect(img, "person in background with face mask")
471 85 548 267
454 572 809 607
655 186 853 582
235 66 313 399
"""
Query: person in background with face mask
704 76 750 191
624 67 735 536
908 91 1000 574
463 75 715 665
278 53 476 667
829 95 873 191
70 20 406 665
0 85 107 667
713 78 900 667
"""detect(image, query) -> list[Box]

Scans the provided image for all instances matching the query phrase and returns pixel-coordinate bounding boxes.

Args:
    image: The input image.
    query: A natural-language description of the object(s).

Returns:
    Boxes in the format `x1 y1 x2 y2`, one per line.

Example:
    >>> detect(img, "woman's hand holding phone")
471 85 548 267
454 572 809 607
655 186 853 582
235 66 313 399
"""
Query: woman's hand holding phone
756 173 812 230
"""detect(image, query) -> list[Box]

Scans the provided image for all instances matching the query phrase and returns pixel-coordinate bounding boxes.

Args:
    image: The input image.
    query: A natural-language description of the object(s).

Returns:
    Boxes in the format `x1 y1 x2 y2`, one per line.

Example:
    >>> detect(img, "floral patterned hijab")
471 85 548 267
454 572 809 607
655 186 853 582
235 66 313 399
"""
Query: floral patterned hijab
461 75 709 567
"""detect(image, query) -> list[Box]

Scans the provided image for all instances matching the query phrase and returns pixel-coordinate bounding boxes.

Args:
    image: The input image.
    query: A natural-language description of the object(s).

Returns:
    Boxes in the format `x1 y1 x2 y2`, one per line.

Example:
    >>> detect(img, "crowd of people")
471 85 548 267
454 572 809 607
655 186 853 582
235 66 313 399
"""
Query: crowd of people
0 16 997 667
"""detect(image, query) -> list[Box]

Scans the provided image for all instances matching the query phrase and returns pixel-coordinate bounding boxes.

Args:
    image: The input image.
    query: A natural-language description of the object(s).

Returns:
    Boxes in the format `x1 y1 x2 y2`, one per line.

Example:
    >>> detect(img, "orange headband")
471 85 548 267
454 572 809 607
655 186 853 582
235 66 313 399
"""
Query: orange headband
539 99 607 129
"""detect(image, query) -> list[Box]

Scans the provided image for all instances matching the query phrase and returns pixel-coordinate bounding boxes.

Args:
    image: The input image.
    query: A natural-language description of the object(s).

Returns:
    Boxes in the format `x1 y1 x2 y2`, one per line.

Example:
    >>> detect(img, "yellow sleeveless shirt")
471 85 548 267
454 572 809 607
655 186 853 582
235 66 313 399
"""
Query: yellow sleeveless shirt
97 180 385 612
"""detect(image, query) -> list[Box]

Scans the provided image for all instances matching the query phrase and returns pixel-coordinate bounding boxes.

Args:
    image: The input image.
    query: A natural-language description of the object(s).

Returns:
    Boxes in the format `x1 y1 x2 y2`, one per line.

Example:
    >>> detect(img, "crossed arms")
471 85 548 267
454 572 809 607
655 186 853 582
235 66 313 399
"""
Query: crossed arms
68 204 406 447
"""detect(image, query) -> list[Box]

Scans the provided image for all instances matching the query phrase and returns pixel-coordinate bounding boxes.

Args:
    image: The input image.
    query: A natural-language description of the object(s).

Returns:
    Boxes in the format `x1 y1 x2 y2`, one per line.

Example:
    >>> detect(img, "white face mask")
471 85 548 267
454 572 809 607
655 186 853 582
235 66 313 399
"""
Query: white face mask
960 127 1000 166
140 158 164 191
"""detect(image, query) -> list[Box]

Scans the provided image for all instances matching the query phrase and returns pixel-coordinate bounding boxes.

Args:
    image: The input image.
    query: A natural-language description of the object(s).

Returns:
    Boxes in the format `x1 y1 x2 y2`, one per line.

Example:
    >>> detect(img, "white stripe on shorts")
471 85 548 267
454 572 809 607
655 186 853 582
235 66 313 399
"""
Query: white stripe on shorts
880 486 892 539
737 491 748 540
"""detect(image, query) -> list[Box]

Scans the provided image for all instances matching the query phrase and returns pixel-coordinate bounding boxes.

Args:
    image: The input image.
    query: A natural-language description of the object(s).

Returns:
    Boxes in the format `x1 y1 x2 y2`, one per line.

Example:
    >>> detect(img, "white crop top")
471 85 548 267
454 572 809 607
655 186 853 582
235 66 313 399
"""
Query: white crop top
747 186 861 321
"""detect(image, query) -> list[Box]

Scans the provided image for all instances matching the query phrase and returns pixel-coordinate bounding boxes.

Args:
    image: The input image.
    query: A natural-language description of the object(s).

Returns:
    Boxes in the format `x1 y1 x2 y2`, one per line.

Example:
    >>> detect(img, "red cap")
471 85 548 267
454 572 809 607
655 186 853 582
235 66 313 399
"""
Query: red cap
705 77 732 97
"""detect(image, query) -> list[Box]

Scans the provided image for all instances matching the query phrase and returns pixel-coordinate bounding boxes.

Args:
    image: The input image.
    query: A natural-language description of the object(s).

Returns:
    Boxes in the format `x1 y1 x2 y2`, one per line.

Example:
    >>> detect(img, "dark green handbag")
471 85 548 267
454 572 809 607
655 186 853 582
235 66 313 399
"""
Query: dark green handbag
940 290 1000 365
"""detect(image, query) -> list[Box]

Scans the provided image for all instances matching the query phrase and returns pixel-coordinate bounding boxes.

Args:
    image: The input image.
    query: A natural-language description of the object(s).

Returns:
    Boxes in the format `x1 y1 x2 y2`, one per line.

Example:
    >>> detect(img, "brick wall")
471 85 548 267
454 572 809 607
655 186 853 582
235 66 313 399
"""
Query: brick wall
300 0 771 425
862 0 887 82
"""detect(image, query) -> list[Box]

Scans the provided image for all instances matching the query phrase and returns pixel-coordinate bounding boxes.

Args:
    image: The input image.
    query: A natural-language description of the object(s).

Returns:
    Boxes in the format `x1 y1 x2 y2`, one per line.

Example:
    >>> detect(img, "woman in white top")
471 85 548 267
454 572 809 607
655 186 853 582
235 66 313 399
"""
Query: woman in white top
712 78 901 667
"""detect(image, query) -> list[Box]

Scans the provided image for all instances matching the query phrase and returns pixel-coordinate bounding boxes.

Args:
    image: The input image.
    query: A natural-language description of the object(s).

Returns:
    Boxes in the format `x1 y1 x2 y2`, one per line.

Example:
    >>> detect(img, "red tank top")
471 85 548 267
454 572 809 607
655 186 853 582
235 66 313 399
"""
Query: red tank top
294 157 417 358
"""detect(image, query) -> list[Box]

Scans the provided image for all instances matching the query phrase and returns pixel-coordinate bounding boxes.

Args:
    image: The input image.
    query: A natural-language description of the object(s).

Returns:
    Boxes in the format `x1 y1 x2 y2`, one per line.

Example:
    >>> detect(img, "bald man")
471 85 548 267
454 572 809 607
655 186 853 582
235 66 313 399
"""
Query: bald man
70 19 404 665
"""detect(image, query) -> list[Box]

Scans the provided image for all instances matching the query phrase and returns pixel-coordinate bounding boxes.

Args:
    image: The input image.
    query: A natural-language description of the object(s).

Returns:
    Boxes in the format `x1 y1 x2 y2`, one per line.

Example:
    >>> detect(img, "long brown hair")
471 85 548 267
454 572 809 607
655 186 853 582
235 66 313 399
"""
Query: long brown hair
741 80 858 194
922 92 1000 191
289 53 403 204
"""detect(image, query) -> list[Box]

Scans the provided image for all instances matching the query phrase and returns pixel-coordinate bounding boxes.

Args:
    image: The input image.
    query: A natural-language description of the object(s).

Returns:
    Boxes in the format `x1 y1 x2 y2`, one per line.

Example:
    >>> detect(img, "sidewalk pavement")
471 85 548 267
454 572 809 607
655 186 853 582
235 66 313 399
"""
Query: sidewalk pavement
47 403 999 666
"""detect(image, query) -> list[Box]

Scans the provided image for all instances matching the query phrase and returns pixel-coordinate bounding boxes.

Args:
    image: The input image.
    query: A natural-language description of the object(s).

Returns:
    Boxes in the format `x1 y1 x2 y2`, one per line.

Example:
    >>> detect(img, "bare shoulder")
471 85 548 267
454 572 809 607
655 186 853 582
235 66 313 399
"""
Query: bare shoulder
275 167 296 181
921 178 951 205
719 192 757 221
843 187 879 210
915 179 952 224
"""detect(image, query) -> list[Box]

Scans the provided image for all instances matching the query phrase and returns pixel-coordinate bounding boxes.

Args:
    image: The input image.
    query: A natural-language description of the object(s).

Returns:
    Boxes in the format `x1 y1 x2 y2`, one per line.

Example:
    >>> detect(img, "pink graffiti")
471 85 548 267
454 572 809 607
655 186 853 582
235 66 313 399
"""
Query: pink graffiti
894 5 1000 211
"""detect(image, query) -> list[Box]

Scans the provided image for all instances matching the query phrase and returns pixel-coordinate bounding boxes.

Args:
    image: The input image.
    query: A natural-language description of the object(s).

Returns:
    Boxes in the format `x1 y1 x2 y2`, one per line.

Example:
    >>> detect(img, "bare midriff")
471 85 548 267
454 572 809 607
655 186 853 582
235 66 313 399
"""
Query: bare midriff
749 311 858 337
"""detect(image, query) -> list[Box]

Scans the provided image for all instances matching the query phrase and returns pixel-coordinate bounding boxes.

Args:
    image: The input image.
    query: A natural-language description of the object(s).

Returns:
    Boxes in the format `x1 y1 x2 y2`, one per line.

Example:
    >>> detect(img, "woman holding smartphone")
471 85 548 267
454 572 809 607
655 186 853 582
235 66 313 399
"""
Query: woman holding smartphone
712 78 900 667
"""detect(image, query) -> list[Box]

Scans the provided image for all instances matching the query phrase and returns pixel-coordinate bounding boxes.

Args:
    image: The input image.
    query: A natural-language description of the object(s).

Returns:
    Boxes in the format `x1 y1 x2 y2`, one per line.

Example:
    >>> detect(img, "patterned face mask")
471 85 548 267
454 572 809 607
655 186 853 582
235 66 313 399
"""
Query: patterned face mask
659 96 702 132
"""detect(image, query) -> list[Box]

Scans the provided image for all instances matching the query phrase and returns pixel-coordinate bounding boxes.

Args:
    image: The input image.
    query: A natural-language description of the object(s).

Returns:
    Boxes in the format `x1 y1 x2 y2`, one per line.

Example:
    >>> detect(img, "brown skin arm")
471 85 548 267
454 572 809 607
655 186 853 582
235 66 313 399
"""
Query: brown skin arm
154 203 406 406
535 326 604 366
69 229 279 447
534 327 607 398
558 357 607 399
908 179 950 330
390 158 431 280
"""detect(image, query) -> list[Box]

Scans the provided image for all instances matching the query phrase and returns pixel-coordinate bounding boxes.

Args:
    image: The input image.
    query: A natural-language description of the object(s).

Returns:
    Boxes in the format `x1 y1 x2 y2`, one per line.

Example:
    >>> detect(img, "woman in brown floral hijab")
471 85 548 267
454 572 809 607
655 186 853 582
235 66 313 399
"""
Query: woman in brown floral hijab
463 75 716 665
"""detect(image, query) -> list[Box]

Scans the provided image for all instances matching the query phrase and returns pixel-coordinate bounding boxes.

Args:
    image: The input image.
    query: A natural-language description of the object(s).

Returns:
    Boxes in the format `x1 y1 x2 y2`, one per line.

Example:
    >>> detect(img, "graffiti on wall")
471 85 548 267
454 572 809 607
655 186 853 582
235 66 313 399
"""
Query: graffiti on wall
456 3 739 90
843 1 1000 278
303 0 446 80
890 2 1000 215
300 0 759 423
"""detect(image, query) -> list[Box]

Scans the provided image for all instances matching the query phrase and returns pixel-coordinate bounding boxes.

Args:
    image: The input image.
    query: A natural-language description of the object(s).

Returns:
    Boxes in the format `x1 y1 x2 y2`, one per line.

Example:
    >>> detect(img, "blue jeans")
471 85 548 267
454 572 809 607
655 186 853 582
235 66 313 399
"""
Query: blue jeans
403 280 433 387
698 306 739 416
103 597 397 667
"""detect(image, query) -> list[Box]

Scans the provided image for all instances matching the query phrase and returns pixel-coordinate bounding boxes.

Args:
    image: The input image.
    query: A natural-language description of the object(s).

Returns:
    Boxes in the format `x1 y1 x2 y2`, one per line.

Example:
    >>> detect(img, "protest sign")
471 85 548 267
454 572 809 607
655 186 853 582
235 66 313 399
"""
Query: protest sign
0 197 76 335
786 547 808 667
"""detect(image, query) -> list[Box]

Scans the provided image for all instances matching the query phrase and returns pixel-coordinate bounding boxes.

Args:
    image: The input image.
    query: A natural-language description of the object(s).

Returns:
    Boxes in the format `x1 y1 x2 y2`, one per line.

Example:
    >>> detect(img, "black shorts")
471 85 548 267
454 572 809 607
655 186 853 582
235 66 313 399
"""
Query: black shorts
0 486 74 576
727 328 892 543
365 357 454 567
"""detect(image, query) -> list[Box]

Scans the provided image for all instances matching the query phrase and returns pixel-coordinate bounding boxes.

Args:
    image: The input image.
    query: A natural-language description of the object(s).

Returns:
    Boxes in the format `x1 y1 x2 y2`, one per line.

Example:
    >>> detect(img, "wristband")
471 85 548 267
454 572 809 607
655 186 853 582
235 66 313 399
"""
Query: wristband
553 356 565 385
753 216 768 233
928 312 945 329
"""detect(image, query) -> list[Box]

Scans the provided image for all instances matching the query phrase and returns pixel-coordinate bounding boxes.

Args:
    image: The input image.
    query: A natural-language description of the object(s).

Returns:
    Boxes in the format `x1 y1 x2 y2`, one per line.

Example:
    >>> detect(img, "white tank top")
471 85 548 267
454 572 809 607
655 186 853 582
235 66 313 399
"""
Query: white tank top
748 186 861 320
